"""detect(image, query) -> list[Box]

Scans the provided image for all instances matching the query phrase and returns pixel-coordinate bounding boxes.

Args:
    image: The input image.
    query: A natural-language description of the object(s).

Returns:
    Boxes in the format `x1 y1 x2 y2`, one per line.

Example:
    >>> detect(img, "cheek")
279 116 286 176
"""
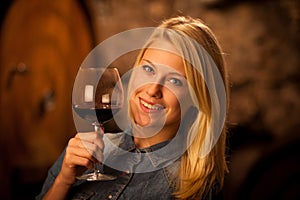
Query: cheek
166 92 181 115
168 95 180 108
166 87 189 107
171 90 193 115
129 97 139 123
129 94 138 113
129 71 148 94
129 89 142 116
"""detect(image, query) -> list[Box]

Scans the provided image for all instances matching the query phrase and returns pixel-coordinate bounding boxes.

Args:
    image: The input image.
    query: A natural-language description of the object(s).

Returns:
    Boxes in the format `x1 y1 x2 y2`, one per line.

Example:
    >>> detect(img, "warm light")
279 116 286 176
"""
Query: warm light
84 85 93 102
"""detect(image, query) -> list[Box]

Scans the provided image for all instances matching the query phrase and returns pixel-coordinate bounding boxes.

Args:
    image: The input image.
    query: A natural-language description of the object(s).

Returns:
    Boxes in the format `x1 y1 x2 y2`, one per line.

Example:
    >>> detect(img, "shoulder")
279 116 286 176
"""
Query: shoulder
35 148 66 199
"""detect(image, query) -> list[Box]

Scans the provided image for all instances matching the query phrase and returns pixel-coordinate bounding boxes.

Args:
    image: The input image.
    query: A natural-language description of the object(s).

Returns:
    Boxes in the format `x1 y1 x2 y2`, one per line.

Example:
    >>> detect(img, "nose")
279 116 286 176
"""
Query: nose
146 83 163 98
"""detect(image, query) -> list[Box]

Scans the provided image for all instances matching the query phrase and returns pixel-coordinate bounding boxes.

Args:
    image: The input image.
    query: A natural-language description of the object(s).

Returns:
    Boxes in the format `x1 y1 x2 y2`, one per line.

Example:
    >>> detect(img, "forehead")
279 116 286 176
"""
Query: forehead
140 48 186 77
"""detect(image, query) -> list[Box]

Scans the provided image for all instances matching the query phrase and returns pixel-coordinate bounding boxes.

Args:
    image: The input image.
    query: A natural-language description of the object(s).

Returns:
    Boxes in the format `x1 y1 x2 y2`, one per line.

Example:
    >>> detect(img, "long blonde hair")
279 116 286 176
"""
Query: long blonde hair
133 16 229 199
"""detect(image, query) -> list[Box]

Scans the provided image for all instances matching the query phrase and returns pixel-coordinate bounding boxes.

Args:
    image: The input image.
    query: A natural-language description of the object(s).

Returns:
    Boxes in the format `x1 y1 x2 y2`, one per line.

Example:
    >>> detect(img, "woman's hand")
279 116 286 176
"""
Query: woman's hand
43 130 104 200
58 129 105 186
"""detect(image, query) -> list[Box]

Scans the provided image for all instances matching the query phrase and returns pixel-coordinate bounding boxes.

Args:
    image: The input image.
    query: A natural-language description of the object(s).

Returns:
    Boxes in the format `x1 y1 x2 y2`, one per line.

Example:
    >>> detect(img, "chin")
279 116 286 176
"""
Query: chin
134 119 151 127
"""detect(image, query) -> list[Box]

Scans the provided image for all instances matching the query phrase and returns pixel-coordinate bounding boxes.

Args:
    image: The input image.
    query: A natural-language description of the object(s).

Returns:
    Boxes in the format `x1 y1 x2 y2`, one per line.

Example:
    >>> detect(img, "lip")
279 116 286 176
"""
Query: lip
139 97 164 113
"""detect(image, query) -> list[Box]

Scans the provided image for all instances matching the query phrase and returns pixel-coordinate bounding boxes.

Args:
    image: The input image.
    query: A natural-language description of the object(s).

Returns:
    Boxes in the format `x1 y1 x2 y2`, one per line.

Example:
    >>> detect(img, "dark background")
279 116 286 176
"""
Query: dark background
0 0 299 199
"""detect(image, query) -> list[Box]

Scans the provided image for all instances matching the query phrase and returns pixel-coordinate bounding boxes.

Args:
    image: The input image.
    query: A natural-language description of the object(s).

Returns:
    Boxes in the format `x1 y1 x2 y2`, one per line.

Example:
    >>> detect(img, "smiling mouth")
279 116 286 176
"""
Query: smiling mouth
140 98 164 112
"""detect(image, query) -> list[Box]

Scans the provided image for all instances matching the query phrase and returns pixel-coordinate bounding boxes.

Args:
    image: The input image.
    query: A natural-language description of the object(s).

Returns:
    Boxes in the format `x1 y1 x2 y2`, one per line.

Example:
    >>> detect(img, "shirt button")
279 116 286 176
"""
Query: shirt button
108 194 113 199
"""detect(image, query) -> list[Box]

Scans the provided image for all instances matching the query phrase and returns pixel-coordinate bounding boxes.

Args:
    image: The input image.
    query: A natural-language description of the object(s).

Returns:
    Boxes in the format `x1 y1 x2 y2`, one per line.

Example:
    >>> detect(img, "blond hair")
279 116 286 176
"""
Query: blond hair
133 16 229 199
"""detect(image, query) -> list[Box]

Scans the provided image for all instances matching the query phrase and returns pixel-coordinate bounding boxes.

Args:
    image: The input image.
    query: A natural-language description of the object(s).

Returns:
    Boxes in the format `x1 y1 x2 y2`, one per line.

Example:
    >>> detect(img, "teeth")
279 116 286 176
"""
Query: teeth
141 99 163 110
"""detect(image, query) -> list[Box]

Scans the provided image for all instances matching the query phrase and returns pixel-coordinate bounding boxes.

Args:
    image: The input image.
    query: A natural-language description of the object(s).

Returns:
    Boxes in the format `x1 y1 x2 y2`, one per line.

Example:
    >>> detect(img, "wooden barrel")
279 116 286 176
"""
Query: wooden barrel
0 0 96 197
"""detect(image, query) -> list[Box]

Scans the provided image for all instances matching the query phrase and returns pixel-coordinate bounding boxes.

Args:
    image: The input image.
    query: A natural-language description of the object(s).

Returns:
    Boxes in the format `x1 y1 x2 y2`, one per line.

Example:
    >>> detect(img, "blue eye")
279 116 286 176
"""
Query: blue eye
169 78 183 86
142 65 155 74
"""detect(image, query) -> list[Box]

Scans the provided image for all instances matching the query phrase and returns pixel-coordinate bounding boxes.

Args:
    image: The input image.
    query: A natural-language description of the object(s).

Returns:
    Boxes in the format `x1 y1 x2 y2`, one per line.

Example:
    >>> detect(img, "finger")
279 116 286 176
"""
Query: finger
64 150 95 170
78 142 104 162
68 138 104 162
75 131 104 143
74 135 104 155
74 132 105 154
67 144 97 163
67 139 97 161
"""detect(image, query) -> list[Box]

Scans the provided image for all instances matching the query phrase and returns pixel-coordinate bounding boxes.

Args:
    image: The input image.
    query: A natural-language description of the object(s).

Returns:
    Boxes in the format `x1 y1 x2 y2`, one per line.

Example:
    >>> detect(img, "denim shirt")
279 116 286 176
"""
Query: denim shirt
36 132 180 200
36 132 221 200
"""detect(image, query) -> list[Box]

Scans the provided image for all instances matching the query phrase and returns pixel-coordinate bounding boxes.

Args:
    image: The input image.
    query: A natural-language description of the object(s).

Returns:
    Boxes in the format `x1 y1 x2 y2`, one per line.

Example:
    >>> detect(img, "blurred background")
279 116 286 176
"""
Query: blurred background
0 0 299 199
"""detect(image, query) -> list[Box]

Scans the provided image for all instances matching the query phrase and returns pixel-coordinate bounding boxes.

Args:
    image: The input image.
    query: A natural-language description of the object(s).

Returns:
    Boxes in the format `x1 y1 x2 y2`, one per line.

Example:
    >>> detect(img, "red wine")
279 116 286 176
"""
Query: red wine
73 105 120 124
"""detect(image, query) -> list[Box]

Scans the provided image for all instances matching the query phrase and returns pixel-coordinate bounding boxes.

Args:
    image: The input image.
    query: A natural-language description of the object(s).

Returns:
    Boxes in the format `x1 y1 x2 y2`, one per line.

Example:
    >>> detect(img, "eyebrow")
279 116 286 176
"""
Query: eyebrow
141 59 156 68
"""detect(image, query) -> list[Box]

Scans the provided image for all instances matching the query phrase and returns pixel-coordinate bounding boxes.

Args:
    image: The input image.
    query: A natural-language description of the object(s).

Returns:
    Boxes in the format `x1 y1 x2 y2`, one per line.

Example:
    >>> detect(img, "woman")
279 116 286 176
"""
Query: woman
37 16 229 200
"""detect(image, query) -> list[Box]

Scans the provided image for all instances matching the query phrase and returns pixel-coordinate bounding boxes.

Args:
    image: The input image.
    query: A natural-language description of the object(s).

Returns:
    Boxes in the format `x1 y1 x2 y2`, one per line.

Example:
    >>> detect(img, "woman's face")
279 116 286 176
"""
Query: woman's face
129 48 192 135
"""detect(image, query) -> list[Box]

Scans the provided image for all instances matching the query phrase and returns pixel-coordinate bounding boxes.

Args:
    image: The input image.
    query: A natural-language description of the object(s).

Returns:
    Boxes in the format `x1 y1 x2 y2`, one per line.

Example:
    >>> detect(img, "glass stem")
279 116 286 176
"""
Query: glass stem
93 122 105 174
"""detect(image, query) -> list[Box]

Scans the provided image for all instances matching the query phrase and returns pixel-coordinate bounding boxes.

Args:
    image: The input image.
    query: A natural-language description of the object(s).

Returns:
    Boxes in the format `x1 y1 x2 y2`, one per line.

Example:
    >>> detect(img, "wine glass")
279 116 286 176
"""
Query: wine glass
72 67 124 181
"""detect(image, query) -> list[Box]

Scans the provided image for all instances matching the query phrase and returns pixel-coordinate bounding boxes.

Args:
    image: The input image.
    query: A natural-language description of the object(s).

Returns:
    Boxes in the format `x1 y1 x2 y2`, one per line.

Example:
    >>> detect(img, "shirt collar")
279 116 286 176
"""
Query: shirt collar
108 128 185 169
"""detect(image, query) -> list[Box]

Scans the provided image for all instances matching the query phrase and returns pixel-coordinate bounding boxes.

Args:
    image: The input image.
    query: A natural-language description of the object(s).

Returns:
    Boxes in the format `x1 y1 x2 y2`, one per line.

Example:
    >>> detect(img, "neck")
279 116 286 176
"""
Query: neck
132 123 179 149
